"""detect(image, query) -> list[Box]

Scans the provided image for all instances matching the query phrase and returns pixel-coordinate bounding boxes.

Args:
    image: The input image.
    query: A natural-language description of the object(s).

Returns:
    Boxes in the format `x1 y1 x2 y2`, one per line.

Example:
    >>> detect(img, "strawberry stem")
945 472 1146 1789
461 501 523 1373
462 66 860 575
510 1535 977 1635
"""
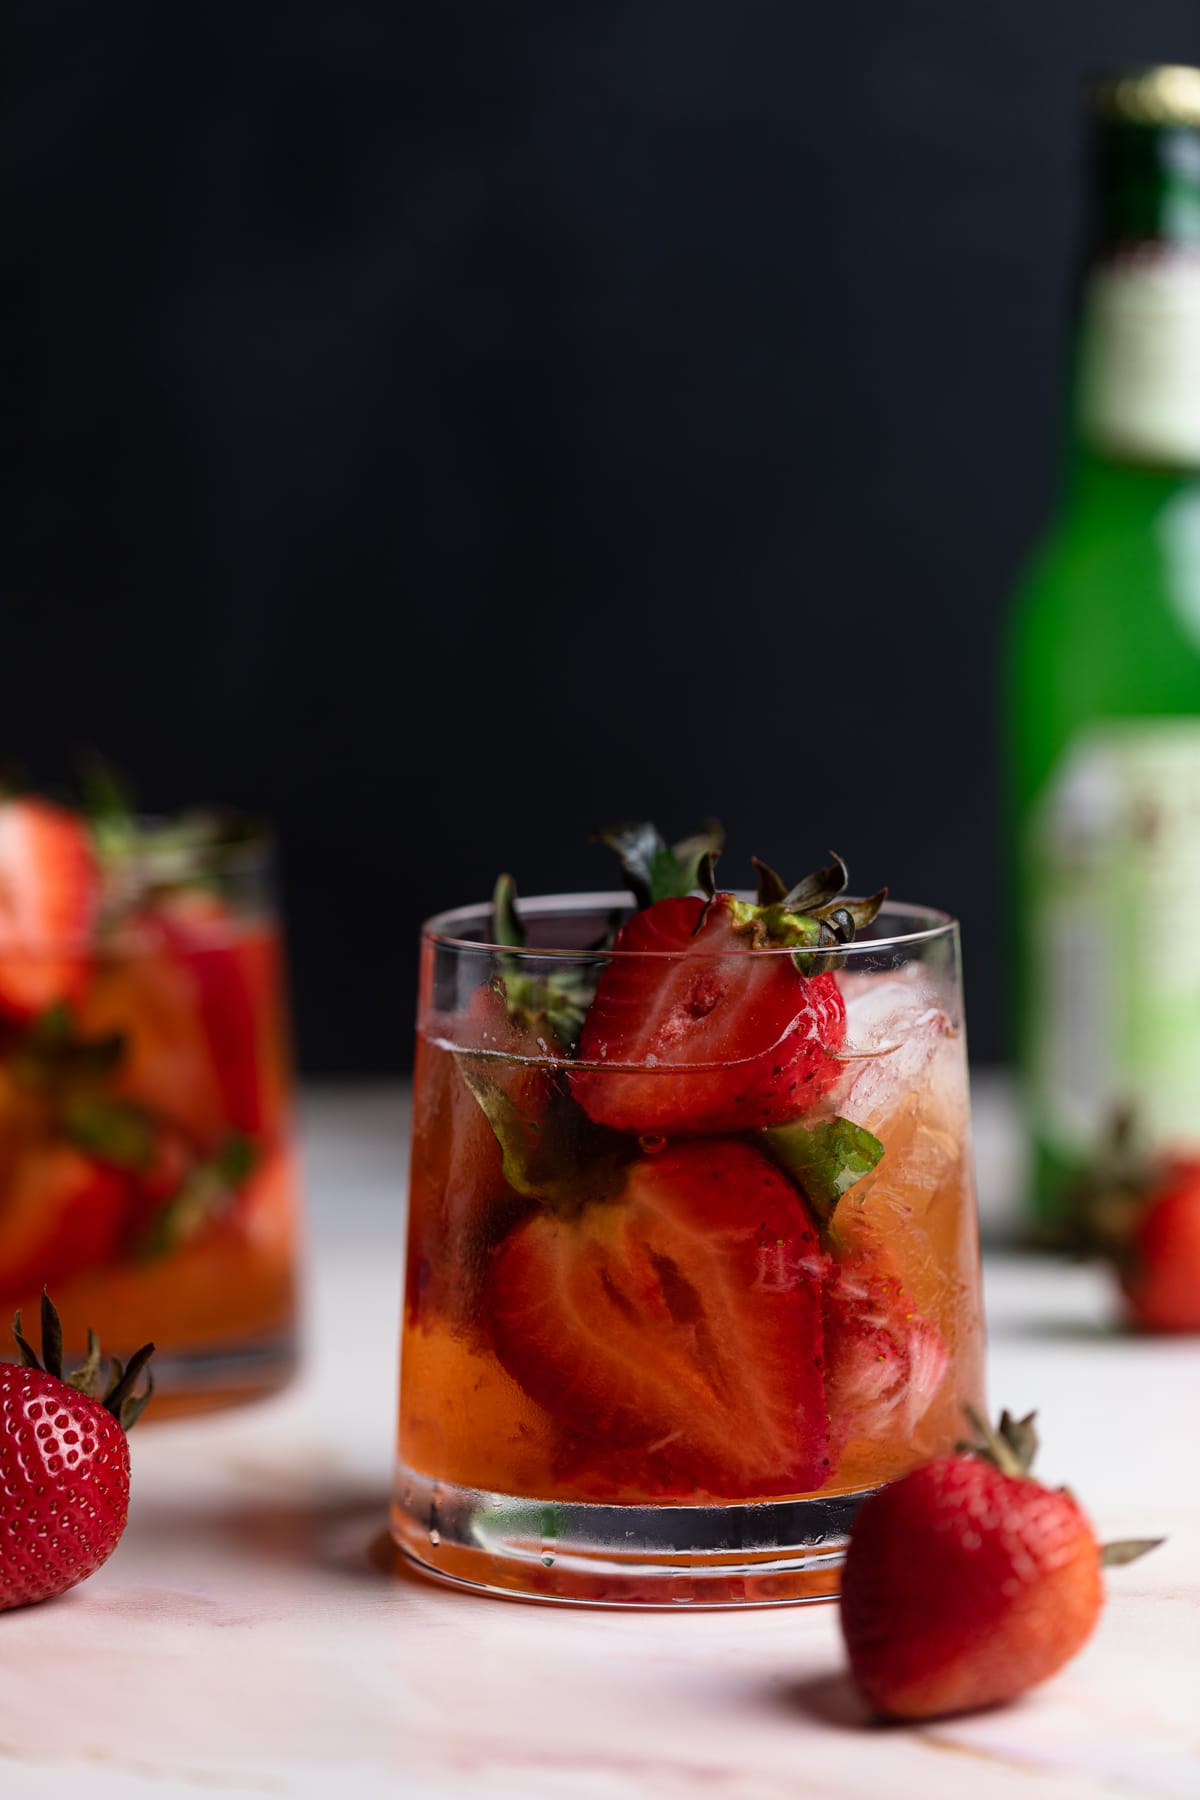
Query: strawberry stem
594 820 725 909
67 1330 102 1396
960 1405 1040 1479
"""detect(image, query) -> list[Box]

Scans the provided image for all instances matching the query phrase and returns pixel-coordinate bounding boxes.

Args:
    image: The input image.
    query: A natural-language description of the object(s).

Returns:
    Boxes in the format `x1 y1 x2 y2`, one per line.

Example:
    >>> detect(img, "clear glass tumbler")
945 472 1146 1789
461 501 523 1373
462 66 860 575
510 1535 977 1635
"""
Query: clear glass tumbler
0 827 302 1414
394 892 985 1604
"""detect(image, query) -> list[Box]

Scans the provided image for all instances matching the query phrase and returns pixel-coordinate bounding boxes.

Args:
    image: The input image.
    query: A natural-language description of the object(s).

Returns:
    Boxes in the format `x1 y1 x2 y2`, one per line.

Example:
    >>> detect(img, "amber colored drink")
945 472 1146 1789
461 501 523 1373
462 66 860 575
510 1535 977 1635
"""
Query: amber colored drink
394 892 985 1605
0 828 301 1413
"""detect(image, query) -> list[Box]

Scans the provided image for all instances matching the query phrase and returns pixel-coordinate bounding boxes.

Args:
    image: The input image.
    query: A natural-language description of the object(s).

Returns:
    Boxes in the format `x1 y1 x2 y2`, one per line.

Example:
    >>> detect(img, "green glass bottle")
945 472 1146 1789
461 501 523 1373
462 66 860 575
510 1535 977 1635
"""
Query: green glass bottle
1008 66 1200 1223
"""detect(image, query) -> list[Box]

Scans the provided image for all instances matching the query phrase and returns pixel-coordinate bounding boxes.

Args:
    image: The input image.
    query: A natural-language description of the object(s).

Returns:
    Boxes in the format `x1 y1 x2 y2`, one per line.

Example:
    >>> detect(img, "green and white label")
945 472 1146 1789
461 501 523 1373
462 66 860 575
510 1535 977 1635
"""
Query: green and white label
1078 253 1200 469
1029 718 1200 1156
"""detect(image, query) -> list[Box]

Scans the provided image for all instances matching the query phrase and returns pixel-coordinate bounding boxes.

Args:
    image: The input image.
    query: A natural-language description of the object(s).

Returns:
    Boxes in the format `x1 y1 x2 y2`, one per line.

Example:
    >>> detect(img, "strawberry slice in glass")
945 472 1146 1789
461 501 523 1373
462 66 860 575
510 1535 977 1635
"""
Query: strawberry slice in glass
485 1139 831 1500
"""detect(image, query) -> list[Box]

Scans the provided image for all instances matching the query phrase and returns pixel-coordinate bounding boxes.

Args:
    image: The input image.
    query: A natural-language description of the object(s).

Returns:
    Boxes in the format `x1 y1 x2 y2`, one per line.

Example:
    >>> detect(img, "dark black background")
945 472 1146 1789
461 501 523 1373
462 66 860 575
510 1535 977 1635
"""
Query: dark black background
7 4 1198 1070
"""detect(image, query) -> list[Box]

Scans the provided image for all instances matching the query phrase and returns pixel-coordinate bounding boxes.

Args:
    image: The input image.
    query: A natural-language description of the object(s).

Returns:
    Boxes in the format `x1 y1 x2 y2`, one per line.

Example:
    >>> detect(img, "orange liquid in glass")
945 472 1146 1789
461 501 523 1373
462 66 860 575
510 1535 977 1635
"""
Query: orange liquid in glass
0 908 300 1412
399 971 985 1507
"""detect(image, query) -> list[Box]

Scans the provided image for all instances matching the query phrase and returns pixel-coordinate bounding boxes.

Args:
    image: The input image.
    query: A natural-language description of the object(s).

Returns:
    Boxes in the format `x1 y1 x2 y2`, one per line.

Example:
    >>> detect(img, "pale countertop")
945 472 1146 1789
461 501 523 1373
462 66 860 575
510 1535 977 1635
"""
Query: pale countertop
3 1075 1198 1800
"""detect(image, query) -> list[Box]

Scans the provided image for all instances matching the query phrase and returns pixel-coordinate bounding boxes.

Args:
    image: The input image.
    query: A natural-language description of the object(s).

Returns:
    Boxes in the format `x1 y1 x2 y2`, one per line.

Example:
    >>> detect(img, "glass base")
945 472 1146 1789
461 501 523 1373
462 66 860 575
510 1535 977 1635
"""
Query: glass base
391 1465 872 1607
111 1332 299 1420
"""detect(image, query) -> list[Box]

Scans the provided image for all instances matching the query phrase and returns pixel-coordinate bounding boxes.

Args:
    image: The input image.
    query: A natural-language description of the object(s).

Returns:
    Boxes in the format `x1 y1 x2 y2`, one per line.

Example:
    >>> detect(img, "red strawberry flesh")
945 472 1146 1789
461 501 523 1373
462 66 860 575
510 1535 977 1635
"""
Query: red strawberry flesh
485 1138 831 1499
0 1147 130 1304
572 895 846 1136
1120 1167 1200 1332
840 1453 1104 1719
824 1255 949 1456
0 801 99 1019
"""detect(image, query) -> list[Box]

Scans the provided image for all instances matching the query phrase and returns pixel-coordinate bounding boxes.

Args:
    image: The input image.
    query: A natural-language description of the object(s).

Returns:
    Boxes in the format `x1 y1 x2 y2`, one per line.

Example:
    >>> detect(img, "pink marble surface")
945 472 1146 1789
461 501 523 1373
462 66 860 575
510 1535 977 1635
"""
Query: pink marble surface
0 1084 1196 1799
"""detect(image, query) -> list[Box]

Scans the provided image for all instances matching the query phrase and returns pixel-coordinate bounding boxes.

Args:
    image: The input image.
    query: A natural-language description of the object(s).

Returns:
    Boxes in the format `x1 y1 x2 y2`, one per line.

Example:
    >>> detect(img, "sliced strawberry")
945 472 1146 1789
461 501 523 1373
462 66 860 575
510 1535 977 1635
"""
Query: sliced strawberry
0 1144 130 1302
0 801 99 1020
571 894 847 1136
824 1254 948 1457
78 929 229 1149
485 1138 831 1500
148 894 286 1141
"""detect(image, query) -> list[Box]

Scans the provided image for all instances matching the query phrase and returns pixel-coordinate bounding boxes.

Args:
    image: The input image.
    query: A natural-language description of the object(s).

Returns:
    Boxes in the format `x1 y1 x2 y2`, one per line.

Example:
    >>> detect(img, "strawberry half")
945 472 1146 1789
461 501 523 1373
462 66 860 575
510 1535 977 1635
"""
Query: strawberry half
823 1254 949 1456
571 844 883 1138
147 892 282 1141
485 1138 831 1499
0 800 99 1020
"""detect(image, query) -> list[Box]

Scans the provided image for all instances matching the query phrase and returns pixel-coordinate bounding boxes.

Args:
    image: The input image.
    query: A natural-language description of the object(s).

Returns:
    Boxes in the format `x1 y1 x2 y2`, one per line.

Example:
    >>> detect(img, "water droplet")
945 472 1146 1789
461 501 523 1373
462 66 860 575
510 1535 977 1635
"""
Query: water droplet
428 1527 441 1547
542 1554 554 1568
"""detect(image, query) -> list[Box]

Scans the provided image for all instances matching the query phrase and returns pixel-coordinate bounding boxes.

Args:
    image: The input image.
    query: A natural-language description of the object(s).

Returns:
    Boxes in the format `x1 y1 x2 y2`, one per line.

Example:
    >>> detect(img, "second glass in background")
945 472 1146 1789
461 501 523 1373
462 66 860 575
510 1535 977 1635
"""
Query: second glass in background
0 803 302 1413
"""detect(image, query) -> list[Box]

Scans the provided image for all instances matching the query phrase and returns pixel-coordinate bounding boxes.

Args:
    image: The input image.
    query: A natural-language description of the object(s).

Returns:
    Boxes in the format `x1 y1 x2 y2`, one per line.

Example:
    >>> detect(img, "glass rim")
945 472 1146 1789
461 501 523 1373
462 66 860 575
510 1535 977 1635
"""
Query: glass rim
422 890 958 958
0 819 276 956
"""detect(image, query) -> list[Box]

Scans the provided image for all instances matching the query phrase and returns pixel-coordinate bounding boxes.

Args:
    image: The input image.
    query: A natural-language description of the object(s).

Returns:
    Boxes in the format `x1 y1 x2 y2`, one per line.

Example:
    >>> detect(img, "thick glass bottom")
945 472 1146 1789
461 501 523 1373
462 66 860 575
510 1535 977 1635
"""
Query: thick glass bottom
391 1465 872 1607
110 1331 299 1420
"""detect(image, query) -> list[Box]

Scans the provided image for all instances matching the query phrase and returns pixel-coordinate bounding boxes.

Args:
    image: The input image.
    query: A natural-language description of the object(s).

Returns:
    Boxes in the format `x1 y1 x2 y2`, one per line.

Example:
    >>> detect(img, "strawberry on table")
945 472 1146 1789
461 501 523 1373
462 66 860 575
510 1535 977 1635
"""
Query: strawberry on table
840 1408 1160 1720
0 1291 153 1610
1055 1121 1200 1333
572 827 884 1137
1119 1162 1200 1331
0 800 99 1020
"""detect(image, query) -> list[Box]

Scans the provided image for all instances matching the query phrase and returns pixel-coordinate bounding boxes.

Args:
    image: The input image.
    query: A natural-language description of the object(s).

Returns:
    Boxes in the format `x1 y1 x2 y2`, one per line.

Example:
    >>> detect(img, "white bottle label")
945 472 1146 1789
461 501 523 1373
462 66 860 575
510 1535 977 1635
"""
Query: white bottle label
1078 252 1200 468
1029 719 1200 1156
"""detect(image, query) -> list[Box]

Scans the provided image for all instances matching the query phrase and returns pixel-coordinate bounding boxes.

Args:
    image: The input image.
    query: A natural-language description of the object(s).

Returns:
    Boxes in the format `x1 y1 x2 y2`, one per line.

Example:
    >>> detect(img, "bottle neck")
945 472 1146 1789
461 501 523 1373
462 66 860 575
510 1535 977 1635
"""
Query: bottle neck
1063 110 1200 497
1068 247 1200 481
1063 442 1197 522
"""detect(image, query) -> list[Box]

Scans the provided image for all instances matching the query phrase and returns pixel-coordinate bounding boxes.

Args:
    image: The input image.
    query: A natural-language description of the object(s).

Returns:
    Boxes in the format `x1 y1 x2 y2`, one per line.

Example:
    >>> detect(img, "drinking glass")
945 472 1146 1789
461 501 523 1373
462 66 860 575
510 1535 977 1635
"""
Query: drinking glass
0 829 301 1413
394 893 985 1604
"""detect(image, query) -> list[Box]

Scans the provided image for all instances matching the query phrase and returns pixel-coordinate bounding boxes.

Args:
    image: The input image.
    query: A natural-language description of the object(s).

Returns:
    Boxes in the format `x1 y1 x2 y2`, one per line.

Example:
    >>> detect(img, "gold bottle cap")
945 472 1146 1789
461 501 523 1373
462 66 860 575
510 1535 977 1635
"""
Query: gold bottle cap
1092 65 1200 129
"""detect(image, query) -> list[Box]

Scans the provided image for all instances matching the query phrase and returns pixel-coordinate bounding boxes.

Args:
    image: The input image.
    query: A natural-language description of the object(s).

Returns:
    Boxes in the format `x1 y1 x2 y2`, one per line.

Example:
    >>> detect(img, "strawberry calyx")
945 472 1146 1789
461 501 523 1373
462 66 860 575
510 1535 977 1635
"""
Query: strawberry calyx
596 824 887 961
957 1404 1163 1565
1045 1110 1153 1266
593 820 725 909
457 1059 633 1216
957 1404 1041 1479
11 1291 154 1431
490 875 596 1047
728 851 887 969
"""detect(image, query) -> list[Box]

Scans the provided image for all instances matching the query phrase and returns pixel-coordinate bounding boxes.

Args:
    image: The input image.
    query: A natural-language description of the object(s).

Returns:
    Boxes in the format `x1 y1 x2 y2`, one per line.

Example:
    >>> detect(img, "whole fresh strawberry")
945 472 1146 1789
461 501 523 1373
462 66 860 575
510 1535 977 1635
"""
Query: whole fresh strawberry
840 1408 1159 1720
571 824 885 1137
1056 1118 1200 1333
1119 1161 1200 1331
0 1293 153 1611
